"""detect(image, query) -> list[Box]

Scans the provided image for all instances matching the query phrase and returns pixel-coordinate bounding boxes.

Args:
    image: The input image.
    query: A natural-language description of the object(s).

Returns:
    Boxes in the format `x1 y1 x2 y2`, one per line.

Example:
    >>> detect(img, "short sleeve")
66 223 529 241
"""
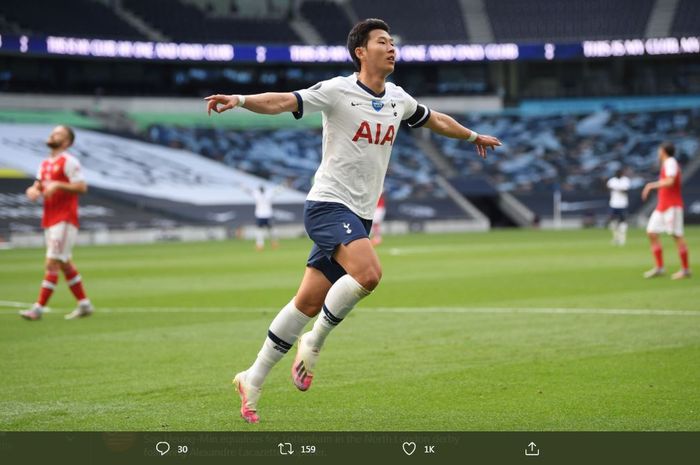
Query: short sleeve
401 90 431 128
64 156 85 183
292 79 341 120
606 178 614 189
36 164 42 181
664 158 678 177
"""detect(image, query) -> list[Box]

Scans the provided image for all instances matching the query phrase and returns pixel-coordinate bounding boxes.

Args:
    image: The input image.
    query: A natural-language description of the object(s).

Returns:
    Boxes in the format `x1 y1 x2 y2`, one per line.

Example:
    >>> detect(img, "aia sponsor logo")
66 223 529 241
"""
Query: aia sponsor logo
352 121 395 145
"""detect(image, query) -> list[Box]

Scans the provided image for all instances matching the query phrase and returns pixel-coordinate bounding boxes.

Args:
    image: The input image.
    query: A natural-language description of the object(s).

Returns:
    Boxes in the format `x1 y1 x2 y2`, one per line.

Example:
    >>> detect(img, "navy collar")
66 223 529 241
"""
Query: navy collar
356 79 386 98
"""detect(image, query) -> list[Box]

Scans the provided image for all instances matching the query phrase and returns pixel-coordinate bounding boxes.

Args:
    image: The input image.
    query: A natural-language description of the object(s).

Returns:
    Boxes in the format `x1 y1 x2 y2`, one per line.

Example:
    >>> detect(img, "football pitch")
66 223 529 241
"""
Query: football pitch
1 227 698 431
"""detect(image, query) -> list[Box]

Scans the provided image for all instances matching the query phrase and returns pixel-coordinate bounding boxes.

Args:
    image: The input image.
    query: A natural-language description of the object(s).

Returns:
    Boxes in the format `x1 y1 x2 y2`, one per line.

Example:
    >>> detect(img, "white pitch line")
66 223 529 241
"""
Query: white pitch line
96 307 277 313
367 307 700 317
0 300 33 308
0 305 698 317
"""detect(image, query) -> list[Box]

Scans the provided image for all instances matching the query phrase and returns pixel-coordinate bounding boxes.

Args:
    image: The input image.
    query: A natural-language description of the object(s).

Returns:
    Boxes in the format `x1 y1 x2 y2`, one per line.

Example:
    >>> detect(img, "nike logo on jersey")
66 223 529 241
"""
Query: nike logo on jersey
350 101 364 106
343 222 352 234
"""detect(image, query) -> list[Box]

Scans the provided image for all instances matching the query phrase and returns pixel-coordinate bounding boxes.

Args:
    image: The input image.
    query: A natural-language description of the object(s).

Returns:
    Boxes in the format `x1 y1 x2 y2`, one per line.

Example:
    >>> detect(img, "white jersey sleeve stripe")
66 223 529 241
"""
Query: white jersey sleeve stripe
63 154 85 183
664 158 679 177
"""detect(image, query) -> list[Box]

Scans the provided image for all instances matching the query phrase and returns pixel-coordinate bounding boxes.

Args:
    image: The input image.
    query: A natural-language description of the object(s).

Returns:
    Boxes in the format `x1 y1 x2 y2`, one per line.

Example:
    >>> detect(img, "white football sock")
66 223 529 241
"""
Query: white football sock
305 274 371 351
255 229 265 248
247 298 311 388
618 222 627 245
609 220 618 242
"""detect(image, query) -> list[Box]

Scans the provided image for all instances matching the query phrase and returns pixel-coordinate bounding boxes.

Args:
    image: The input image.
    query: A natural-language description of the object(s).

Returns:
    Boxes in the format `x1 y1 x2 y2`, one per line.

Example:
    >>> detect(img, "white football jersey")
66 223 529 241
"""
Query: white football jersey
293 73 430 219
252 188 274 219
607 176 631 208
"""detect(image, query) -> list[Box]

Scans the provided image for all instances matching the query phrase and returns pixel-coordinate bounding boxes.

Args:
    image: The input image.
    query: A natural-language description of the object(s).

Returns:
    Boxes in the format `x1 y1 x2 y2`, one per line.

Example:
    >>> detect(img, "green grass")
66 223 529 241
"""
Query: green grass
0 228 698 431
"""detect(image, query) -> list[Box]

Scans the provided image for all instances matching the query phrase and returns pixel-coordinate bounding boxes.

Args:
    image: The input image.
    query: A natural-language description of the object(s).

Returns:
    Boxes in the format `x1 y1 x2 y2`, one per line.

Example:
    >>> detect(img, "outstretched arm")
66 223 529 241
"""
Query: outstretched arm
424 110 501 158
205 93 298 116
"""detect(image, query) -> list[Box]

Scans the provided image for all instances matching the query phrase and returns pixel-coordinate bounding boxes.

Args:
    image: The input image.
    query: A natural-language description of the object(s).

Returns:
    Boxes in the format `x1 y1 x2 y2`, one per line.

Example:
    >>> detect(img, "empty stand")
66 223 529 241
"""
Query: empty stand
485 0 655 42
122 0 300 43
350 0 468 43
671 0 700 37
0 0 146 40
300 1 354 44
433 106 700 195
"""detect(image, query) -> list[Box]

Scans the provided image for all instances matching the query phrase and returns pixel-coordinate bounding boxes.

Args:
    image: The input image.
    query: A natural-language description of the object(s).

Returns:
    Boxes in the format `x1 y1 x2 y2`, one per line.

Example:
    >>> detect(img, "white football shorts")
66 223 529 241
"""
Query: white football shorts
646 207 684 237
45 222 78 261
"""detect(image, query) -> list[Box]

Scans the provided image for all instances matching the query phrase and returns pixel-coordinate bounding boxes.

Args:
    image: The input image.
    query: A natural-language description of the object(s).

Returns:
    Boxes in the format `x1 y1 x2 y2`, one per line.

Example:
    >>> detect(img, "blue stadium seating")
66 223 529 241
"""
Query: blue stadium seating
144 125 444 201
432 107 700 194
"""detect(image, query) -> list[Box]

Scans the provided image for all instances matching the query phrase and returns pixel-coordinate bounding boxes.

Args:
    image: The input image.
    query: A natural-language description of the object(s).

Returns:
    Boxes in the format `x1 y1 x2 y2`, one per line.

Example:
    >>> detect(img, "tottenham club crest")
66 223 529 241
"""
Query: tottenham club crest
371 100 384 112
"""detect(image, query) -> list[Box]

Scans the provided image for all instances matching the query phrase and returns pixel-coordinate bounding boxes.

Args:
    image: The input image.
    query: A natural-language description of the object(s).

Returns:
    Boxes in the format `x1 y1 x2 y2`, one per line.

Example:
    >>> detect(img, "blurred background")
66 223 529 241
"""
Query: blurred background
1 0 699 247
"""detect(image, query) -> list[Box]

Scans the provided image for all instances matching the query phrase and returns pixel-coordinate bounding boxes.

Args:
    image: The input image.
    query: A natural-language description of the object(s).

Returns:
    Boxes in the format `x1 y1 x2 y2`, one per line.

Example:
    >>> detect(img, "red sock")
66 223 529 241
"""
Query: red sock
37 271 59 306
679 245 689 271
63 265 87 301
652 244 664 269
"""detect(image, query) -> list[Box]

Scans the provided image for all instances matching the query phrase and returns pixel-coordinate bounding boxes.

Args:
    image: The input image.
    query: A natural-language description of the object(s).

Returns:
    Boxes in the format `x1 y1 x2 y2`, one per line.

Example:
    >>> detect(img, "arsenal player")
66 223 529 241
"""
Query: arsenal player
642 142 691 280
371 192 386 246
21 125 95 321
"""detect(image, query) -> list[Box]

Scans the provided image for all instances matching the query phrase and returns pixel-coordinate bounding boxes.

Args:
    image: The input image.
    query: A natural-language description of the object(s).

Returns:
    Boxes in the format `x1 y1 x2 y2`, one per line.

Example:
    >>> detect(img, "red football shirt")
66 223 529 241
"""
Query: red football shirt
376 193 386 209
37 153 84 228
656 157 683 212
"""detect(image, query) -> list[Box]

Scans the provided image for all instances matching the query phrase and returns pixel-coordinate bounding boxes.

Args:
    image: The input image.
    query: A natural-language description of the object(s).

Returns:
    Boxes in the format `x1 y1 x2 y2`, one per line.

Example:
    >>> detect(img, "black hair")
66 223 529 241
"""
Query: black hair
660 141 675 157
347 18 390 71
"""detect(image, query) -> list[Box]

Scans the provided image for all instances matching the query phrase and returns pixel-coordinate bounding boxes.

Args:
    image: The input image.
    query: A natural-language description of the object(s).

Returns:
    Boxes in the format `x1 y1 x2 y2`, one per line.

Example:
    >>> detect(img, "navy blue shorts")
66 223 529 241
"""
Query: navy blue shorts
256 217 271 228
609 207 627 222
304 201 372 283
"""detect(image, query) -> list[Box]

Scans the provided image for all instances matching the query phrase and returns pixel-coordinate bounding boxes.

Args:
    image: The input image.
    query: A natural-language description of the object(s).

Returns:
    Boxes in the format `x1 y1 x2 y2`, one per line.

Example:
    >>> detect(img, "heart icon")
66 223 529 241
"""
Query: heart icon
402 442 416 456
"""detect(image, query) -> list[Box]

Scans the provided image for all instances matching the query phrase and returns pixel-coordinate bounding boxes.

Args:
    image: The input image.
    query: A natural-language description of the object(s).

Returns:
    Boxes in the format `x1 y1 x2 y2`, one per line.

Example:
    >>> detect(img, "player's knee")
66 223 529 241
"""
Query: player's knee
293 297 322 317
355 266 382 291
45 259 61 273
